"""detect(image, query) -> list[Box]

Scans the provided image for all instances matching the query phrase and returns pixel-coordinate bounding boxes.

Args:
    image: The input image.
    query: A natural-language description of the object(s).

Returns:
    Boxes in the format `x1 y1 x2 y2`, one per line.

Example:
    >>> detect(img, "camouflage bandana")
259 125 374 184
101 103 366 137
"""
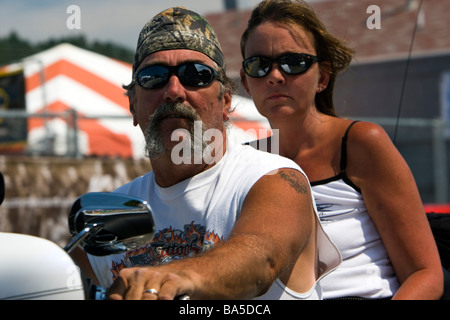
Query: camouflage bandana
132 7 225 75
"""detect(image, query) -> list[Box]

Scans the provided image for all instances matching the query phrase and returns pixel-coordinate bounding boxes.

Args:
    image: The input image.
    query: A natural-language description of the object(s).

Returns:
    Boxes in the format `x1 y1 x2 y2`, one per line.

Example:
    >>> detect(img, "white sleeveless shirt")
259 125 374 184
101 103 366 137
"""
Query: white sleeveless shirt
312 121 400 299
312 179 399 299
87 141 340 299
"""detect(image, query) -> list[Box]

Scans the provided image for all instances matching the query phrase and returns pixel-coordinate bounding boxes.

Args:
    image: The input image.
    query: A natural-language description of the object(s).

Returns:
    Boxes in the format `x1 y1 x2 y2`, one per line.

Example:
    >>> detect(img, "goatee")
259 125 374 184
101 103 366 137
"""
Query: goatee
144 102 208 160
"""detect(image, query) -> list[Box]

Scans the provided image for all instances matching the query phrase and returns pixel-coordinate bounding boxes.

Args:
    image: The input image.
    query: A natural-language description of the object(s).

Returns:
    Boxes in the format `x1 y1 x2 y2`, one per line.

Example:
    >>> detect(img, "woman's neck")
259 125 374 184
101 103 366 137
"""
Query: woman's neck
270 112 330 159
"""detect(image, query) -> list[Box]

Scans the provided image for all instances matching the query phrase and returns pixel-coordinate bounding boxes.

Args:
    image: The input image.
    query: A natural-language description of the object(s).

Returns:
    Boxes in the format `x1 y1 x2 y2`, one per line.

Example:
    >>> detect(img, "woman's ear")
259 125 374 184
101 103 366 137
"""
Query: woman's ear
317 62 331 93
240 69 251 97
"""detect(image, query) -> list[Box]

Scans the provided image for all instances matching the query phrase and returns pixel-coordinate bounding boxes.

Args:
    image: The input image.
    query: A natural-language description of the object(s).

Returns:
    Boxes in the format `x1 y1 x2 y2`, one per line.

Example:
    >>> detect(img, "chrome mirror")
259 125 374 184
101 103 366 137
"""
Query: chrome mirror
65 192 155 256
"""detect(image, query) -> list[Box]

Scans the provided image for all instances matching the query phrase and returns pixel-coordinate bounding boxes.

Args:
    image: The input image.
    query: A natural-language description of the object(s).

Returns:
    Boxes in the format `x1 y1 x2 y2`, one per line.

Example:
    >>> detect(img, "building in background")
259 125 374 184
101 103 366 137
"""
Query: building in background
0 43 270 159
0 68 27 153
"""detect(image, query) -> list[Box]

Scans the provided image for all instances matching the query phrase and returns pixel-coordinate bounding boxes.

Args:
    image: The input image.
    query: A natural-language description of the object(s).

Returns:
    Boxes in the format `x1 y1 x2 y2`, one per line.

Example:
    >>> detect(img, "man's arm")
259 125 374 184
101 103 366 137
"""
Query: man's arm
69 247 99 285
107 168 315 300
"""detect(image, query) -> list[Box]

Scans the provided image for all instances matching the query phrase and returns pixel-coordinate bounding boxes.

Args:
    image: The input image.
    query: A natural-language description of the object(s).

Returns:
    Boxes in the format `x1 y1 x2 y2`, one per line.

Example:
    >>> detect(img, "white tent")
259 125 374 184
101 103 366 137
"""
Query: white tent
3 43 271 158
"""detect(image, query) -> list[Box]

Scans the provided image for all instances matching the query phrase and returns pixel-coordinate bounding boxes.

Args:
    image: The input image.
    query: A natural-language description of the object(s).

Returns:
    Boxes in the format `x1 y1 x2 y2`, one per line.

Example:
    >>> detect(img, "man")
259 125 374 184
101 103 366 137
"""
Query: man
86 7 340 300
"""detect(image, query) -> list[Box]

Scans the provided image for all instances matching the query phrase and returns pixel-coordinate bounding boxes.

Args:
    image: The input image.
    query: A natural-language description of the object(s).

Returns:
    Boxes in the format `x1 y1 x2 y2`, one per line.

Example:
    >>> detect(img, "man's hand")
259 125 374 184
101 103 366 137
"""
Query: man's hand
107 266 193 300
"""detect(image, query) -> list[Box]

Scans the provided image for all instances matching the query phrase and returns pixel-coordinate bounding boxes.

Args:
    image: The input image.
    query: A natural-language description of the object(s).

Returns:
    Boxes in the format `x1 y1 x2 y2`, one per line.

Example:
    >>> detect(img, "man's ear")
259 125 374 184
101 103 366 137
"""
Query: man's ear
128 95 138 127
222 91 232 122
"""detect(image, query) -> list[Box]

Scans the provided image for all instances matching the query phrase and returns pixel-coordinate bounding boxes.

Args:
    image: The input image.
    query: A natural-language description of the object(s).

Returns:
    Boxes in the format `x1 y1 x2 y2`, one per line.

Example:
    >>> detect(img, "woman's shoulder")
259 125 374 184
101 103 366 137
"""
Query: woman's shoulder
345 120 392 149
344 120 400 180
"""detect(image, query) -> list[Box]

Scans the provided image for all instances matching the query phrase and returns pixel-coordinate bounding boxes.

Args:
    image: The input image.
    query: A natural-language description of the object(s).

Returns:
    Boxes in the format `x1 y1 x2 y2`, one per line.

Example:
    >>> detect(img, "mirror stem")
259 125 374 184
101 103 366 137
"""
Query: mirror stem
64 222 104 253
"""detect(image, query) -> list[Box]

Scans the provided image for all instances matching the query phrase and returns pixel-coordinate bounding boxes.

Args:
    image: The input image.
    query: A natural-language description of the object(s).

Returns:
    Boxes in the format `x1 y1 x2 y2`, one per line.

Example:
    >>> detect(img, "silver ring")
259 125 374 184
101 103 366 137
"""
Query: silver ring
144 288 159 295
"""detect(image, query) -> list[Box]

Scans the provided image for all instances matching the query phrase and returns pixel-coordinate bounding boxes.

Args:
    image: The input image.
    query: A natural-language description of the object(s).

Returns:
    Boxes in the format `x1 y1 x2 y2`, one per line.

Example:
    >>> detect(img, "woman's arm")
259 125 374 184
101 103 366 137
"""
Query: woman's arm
347 121 443 299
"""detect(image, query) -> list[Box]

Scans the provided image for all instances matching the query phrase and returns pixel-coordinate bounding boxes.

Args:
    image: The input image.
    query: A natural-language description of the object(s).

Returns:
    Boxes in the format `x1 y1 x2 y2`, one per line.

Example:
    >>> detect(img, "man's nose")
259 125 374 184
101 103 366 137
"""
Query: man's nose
162 75 187 103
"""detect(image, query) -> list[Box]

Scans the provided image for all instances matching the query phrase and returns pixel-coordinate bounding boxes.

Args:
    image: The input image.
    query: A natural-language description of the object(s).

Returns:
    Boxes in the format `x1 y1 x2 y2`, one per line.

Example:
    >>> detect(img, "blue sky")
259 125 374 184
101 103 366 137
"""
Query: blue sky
0 0 269 49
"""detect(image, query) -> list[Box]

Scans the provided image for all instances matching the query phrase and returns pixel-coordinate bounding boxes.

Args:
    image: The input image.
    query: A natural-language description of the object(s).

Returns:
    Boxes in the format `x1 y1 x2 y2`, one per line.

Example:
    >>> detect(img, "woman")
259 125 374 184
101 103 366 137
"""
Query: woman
240 0 443 299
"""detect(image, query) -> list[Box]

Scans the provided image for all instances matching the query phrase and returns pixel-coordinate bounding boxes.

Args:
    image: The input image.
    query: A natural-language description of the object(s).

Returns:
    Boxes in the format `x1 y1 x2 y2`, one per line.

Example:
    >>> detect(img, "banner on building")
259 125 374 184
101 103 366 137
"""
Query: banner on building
0 68 27 153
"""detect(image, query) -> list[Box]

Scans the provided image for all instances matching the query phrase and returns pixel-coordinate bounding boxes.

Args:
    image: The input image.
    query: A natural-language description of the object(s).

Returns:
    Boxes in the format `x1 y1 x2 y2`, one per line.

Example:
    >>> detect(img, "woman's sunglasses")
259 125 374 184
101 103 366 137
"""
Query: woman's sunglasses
242 53 318 78
134 63 219 89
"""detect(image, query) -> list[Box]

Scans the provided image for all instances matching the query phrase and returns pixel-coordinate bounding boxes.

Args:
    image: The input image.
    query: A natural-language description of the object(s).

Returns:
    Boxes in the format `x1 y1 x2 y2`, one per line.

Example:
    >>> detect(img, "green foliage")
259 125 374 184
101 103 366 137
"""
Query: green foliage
0 31 134 66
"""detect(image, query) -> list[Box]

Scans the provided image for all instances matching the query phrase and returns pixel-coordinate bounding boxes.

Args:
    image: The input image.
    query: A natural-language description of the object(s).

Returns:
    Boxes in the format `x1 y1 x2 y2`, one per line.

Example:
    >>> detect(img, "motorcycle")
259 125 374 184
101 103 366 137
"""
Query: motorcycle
0 191 156 300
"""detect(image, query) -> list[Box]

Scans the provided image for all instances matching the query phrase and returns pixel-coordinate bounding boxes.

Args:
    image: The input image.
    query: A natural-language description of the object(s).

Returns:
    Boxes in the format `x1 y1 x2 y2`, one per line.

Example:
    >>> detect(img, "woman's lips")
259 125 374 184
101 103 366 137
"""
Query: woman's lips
267 93 290 101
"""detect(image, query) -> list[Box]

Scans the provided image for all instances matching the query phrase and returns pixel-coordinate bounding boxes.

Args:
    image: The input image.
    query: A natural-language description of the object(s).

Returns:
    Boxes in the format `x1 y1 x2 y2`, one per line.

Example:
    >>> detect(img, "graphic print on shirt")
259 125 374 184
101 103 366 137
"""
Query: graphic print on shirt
109 221 223 280
316 202 357 221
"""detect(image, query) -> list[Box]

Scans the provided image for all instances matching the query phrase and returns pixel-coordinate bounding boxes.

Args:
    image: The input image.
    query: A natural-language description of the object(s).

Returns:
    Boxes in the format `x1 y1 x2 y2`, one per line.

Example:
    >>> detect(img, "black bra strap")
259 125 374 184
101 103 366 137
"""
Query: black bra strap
340 121 360 171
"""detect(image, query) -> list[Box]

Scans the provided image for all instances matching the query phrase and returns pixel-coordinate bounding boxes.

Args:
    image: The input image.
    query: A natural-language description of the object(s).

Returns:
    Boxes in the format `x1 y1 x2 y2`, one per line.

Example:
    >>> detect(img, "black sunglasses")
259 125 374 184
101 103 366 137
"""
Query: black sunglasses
134 63 219 89
242 53 318 78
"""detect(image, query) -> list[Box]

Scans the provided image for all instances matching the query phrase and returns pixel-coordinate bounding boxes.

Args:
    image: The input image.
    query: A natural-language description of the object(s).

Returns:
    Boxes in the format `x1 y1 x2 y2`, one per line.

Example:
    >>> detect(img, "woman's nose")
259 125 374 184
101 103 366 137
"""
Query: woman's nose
266 64 286 85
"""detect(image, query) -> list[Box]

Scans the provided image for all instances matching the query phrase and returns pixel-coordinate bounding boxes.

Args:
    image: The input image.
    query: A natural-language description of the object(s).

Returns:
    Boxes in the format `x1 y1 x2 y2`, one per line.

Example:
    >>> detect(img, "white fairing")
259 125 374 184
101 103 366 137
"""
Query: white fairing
0 233 84 300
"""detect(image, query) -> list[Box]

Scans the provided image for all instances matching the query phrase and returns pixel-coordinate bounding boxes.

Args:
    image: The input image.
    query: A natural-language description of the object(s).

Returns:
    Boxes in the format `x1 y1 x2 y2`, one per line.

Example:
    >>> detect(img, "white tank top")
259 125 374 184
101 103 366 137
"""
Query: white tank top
312 121 400 299
312 179 399 299
87 141 341 299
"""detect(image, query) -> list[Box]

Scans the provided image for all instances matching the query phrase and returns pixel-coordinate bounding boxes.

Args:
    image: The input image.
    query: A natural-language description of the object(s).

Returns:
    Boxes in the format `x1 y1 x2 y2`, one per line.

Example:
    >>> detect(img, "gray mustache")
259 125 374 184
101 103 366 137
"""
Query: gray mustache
149 102 199 125
144 102 205 159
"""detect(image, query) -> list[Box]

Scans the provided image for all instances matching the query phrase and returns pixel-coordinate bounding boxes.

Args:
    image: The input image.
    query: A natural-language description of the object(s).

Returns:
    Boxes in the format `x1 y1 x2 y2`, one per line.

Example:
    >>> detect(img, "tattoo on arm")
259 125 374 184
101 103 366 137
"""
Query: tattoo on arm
279 170 308 194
